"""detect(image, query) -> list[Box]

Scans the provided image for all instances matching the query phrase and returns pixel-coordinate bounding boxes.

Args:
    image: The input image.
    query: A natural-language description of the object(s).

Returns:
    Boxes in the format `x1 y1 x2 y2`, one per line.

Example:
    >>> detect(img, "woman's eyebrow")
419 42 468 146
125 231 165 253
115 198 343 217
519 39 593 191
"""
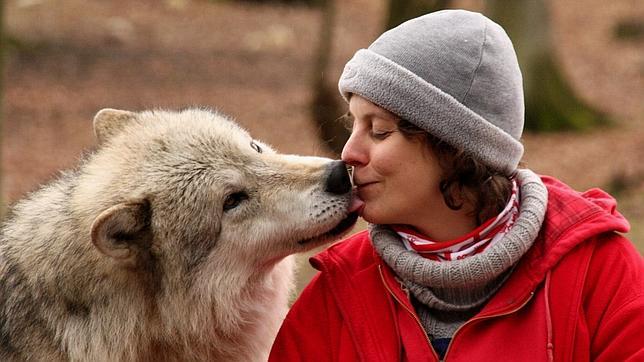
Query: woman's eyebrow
370 109 400 123
348 104 398 122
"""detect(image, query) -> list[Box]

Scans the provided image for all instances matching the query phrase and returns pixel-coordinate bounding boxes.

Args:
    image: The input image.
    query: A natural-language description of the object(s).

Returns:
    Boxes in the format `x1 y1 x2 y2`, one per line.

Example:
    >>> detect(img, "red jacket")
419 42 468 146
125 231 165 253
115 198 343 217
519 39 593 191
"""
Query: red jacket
270 176 644 361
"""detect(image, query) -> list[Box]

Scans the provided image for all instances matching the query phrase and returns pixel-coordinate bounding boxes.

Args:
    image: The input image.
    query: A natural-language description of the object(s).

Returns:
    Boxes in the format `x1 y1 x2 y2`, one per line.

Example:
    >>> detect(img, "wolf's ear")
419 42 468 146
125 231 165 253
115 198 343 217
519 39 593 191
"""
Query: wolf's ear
93 108 136 145
91 200 152 265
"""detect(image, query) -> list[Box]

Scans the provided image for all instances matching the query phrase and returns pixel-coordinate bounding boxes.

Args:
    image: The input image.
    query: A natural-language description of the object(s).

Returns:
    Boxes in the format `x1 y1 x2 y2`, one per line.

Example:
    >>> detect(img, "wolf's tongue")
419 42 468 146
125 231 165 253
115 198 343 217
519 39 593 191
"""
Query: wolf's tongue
348 195 365 213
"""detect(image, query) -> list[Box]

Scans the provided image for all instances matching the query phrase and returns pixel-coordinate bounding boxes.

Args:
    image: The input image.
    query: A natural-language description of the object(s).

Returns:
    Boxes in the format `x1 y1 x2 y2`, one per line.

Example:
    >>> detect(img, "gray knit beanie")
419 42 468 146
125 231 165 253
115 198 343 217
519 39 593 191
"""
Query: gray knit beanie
338 9 524 175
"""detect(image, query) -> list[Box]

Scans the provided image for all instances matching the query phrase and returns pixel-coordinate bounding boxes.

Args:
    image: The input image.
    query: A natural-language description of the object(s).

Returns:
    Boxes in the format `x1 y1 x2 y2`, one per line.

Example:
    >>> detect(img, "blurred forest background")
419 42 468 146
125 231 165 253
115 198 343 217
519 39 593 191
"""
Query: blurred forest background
2 0 643 294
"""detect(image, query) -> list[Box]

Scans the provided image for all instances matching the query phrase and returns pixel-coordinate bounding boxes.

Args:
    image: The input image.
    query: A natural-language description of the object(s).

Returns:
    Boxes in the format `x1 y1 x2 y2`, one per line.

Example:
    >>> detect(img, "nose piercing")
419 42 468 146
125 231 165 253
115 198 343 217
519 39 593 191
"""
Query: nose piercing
346 166 355 185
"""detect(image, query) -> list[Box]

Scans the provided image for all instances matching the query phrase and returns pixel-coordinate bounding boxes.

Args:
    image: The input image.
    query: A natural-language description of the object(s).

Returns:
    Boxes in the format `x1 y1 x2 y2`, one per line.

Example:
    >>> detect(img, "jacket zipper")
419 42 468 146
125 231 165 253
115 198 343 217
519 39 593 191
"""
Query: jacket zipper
379 264 536 361
378 264 440 361
442 290 535 360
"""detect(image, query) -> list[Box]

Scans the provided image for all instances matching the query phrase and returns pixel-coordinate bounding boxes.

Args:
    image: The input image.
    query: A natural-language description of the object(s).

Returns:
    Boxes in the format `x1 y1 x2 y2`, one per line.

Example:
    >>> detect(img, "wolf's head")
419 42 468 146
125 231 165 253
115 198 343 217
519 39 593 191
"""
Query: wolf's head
81 108 359 271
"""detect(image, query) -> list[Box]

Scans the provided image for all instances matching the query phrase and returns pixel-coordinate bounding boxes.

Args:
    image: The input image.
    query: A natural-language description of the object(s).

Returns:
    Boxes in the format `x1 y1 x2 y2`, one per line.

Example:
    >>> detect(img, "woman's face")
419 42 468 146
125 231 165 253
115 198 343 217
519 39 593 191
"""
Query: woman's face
341 95 445 227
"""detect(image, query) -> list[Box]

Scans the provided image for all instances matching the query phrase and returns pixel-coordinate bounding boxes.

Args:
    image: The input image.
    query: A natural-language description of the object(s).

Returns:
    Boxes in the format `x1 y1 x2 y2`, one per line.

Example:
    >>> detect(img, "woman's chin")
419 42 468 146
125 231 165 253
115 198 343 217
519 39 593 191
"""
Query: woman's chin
358 207 381 225
360 208 405 227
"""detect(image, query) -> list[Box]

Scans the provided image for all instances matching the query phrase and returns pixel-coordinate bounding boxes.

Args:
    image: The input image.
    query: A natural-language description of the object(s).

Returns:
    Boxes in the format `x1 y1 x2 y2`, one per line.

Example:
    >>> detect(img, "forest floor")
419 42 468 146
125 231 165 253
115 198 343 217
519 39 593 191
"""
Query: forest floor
4 0 643 292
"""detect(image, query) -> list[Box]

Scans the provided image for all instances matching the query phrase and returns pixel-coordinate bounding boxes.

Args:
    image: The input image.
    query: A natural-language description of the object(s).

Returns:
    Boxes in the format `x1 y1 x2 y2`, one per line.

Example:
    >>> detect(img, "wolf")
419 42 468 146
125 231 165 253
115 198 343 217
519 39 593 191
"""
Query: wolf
0 108 361 361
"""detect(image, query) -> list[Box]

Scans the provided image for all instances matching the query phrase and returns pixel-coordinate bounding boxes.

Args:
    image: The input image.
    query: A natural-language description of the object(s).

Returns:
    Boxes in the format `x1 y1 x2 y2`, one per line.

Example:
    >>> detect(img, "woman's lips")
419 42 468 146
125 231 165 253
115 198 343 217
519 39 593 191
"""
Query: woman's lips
356 182 377 192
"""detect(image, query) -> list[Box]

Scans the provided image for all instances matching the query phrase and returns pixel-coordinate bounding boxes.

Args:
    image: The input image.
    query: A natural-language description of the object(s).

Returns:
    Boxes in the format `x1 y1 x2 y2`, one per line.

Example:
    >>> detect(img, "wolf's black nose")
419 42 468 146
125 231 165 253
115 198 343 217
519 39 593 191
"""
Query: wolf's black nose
325 160 352 195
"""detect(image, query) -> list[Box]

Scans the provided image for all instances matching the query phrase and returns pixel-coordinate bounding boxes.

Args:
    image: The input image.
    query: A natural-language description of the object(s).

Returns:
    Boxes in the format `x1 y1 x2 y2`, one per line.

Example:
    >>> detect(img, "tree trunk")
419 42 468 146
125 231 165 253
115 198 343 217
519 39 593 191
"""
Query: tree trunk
310 0 348 156
485 0 607 131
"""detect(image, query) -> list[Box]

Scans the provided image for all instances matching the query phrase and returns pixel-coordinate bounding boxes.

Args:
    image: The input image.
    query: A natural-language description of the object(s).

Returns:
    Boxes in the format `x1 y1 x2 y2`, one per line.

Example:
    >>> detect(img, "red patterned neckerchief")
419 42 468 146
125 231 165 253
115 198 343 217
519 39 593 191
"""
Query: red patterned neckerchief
393 180 520 261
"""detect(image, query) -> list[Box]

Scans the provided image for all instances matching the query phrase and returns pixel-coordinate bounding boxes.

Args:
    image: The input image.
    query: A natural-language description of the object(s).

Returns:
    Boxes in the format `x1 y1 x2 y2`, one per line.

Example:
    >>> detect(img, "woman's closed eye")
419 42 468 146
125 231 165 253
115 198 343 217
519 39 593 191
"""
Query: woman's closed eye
370 129 395 140
369 117 398 140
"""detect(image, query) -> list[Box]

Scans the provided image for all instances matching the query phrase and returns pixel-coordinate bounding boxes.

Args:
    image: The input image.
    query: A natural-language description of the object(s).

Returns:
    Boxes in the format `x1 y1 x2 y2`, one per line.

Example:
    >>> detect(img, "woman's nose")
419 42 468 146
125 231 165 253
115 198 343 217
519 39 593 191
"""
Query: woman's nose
341 130 367 167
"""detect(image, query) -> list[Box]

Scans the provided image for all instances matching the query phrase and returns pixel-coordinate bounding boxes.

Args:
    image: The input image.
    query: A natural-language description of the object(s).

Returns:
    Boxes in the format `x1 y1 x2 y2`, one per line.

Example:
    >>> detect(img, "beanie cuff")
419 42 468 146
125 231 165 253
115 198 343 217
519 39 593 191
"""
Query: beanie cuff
338 49 523 175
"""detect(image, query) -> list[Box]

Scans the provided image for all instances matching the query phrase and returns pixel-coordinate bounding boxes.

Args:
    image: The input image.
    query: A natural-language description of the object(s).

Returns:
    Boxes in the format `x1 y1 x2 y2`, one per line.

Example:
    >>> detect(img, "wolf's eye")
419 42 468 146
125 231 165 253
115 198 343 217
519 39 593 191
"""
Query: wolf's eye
223 191 249 212
250 141 262 153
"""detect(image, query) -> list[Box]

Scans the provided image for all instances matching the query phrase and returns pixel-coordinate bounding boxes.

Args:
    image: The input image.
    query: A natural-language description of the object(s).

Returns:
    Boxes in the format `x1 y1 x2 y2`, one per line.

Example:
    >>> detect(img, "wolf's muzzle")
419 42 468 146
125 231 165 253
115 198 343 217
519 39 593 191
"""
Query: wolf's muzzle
324 160 352 195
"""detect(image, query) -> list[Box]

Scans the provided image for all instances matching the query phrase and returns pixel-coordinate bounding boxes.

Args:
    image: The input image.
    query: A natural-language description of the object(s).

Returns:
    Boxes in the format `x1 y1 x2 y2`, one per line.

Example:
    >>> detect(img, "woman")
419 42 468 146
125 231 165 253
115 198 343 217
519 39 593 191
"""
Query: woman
270 9 643 361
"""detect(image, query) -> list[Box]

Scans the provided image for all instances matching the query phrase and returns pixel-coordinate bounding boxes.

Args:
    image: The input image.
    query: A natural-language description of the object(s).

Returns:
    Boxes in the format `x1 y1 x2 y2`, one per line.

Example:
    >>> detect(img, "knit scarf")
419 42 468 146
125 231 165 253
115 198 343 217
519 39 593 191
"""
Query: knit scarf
393 180 519 261
371 169 548 344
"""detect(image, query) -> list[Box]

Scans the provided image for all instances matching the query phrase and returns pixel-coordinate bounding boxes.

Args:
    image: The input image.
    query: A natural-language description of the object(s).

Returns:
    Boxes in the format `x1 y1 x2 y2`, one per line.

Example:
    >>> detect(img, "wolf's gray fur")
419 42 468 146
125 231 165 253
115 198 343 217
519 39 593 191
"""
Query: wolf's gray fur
0 108 356 361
